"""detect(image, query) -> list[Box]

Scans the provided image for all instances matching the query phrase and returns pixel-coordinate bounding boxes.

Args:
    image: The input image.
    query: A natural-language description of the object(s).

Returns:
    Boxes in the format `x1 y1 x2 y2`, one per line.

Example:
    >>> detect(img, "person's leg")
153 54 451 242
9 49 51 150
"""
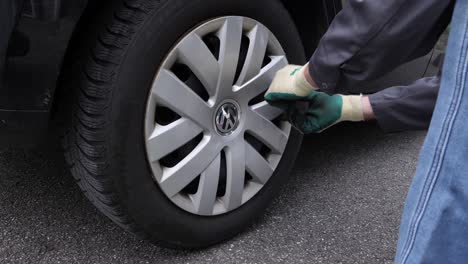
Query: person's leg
395 1 468 263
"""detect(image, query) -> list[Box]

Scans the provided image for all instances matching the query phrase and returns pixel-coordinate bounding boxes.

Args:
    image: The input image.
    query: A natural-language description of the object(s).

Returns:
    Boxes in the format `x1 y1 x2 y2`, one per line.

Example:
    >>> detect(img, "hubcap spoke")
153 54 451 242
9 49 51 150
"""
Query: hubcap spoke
234 56 288 100
152 69 212 129
147 118 203 162
235 23 269 86
177 33 219 96
246 109 288 154
245 142 274 184
216 17 243 98
159 137 219 197
192 154 221 215
223 139 246 210
251 101 284 121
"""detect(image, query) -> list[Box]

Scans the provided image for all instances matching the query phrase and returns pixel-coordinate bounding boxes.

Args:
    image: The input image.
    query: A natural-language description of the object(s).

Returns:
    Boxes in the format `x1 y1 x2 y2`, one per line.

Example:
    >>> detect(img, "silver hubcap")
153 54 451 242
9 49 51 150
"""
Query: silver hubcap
145 16 291 216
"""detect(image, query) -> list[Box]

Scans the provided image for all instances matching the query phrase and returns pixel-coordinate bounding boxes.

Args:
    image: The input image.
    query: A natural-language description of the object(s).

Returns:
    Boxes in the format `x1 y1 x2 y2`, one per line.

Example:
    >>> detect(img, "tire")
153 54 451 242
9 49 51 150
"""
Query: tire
62 0 305 248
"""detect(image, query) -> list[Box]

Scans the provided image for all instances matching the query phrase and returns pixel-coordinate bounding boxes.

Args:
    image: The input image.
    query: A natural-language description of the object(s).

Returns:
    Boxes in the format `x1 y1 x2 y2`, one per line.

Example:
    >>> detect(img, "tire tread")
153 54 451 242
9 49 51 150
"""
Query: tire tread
62 0 159 241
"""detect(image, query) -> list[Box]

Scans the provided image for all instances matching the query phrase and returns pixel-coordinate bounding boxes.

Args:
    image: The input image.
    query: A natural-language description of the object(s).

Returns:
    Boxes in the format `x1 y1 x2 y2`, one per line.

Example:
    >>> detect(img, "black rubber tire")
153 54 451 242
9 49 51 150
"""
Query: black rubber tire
62 0 305 248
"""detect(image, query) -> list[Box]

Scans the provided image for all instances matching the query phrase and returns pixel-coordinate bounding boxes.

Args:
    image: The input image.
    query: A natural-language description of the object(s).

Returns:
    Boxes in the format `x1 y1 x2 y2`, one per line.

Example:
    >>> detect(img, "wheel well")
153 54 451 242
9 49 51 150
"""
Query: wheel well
62 0 338 61
280 0 339 57
53 0 339 117
51 0 120 118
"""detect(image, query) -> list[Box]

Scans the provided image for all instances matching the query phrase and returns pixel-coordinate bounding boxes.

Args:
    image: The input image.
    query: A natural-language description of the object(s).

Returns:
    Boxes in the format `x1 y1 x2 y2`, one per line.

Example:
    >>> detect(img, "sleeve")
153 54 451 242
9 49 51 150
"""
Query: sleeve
309 0 454 93
368 76 440 133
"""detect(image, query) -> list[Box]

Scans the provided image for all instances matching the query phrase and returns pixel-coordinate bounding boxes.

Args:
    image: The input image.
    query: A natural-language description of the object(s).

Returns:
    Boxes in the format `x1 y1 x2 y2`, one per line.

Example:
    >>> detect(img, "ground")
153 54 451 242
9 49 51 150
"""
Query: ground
0 123 425 264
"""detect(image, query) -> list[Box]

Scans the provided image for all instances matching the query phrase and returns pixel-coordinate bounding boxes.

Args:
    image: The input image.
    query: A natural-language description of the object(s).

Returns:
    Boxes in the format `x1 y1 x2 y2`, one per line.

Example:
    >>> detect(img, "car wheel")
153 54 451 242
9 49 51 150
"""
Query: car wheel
63 0 305 248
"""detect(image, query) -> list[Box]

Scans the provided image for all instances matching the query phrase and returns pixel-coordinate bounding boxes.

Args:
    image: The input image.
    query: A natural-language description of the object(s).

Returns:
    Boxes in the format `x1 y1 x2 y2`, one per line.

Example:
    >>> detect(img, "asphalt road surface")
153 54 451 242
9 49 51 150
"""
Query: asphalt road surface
0 123 425 264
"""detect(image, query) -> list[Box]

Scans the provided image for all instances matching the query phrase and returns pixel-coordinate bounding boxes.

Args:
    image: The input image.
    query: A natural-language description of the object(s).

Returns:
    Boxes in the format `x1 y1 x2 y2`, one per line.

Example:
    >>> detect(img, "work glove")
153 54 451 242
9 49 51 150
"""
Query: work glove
264 64 318 102
275 91 365 134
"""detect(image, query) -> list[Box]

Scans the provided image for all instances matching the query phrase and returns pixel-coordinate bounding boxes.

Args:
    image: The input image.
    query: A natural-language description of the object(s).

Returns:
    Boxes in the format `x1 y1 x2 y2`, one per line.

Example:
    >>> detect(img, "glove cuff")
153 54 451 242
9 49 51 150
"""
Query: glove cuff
294 64 318 96
341 95 364 122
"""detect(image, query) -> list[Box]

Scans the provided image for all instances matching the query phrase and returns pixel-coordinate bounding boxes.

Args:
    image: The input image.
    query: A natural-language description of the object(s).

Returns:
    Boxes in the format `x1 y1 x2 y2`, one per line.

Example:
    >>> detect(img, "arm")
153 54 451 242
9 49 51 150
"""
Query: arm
309 0 454 93
368 76 440 132
266 0 449 133
271 76 440 134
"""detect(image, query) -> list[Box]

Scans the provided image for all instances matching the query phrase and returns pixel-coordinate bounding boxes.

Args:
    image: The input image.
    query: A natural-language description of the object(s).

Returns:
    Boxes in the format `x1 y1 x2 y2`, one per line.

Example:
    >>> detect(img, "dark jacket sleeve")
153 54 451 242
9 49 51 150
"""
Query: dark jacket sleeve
369 75 440 133
309 0 454 93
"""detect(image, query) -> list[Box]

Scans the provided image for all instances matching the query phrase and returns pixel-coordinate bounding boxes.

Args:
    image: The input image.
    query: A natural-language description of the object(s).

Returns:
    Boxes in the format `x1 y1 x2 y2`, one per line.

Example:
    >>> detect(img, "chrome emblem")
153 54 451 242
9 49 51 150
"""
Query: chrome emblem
215 102 240 135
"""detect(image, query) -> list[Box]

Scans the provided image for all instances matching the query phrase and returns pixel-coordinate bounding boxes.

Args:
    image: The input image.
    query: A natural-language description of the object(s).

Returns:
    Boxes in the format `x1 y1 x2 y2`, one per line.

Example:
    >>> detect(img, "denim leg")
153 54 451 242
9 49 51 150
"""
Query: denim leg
395 1 468 263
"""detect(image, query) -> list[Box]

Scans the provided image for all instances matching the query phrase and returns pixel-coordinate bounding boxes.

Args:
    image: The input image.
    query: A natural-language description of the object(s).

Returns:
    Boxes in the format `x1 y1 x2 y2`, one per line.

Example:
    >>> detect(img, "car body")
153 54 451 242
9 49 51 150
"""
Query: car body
0 0 334 145
2 0 440 145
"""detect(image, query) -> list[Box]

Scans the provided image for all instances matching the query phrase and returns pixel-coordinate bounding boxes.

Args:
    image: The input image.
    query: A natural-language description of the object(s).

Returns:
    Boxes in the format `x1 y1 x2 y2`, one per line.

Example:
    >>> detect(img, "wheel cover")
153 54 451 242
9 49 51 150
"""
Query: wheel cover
145 16 291 216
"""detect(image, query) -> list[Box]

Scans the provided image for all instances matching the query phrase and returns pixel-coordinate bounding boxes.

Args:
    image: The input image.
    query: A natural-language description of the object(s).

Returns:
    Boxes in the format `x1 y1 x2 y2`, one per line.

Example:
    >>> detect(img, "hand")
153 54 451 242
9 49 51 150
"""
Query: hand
264 64 318 103
278 91 365 134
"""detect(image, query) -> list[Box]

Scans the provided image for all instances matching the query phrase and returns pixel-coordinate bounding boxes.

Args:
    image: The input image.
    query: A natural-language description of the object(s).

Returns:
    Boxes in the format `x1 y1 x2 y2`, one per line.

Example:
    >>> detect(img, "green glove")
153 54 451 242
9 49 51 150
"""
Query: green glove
264 64 318 102
278 91 365 134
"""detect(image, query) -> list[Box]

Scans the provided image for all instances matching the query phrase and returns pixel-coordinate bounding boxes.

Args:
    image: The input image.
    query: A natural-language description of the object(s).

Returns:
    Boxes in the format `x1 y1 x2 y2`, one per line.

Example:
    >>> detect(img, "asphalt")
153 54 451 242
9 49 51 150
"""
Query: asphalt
0 123 426 264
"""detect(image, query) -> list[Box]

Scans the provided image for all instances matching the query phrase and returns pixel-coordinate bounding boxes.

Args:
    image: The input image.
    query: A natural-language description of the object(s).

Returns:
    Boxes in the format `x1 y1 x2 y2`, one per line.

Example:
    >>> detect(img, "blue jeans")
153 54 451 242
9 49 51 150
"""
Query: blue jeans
395 1 468 263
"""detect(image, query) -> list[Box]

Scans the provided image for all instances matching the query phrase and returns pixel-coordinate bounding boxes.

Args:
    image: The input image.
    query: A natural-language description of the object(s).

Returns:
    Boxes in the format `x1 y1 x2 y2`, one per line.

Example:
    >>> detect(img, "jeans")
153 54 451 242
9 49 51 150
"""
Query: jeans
394 1 468 263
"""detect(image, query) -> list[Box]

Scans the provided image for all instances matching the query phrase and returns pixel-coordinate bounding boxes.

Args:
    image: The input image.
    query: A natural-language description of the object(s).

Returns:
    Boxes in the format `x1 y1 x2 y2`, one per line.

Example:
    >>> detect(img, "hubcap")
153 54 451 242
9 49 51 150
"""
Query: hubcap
145 16 291 216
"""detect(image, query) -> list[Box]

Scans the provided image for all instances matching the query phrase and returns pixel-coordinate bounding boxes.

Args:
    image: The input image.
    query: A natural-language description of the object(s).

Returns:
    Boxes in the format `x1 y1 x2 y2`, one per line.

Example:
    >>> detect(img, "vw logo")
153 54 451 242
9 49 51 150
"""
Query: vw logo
215 101 240 135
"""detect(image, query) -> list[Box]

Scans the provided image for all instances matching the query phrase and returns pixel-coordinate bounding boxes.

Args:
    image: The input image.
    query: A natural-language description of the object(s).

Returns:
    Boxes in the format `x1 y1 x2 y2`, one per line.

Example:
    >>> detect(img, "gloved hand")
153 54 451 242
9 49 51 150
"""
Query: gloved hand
276 91 365 134
264 64 318 102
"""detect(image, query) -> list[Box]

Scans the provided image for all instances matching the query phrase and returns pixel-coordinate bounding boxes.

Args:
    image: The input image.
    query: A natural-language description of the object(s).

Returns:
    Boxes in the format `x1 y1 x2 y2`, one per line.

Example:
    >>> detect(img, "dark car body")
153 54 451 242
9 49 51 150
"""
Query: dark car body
0 0 437 146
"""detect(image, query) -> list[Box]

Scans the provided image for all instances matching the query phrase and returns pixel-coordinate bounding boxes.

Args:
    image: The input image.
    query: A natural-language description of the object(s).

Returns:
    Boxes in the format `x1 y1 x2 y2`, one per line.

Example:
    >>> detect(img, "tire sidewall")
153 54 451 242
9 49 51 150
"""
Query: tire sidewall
109 0 305 247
